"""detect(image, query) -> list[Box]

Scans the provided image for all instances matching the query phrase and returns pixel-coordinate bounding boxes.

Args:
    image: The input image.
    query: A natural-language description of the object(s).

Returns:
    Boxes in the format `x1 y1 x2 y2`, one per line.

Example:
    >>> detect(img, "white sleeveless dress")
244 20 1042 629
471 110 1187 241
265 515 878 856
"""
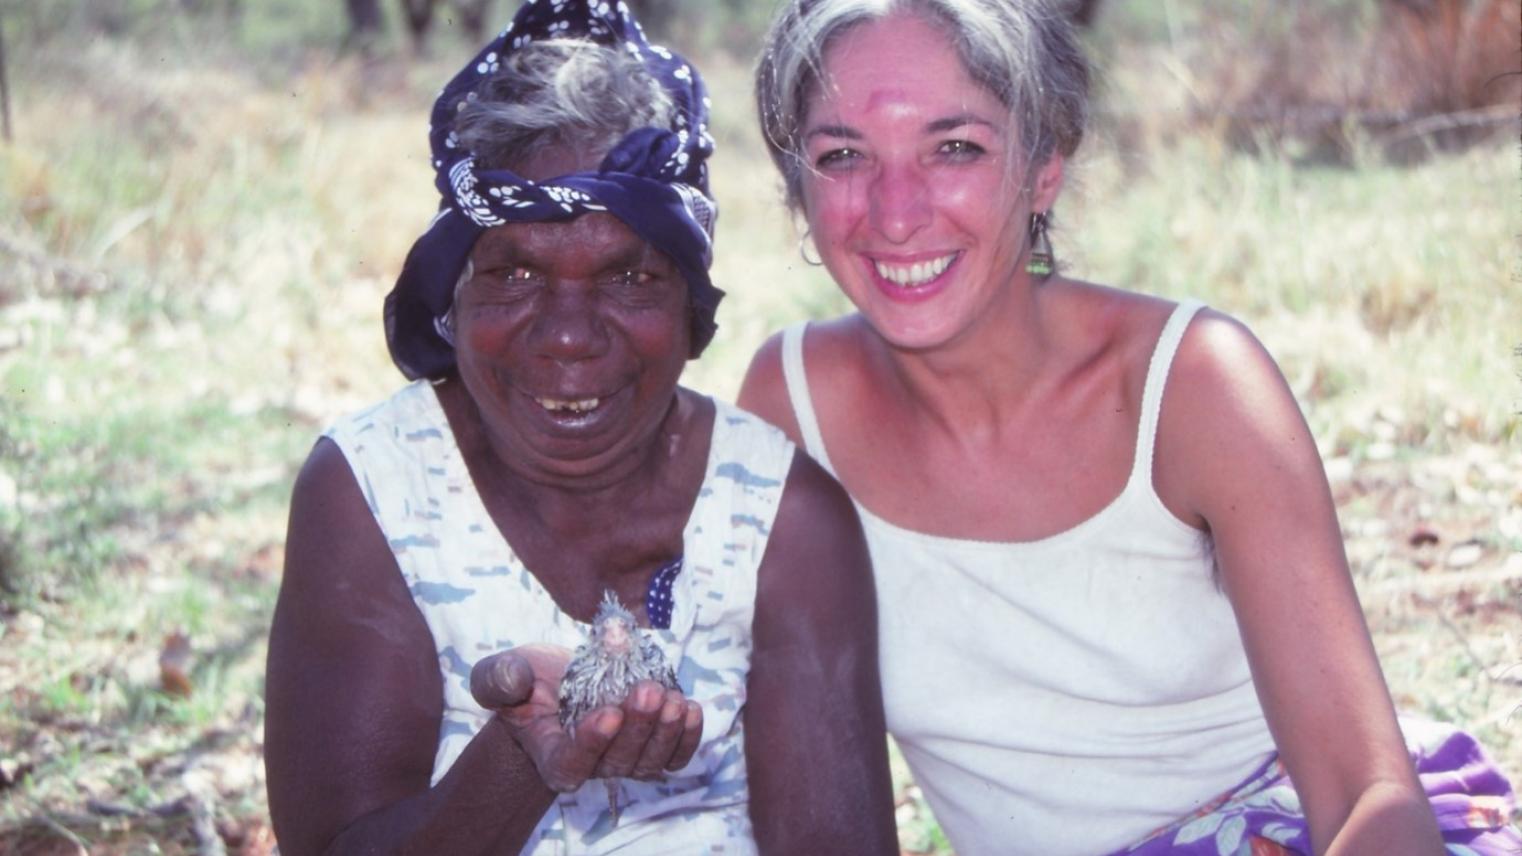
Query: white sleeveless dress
326 381 795 855
779 300 1278 855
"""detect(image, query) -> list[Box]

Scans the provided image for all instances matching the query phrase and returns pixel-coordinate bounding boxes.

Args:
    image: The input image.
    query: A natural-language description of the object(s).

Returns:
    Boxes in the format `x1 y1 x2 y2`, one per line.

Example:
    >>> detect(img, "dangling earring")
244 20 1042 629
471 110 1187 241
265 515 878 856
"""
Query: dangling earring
799 228 823 267
1027 211 1054 278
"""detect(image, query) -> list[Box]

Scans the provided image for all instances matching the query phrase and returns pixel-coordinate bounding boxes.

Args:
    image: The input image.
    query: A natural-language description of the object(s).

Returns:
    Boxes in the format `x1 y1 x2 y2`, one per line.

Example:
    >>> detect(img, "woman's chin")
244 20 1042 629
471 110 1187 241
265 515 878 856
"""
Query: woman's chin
487 387 661 484
855 302 970 353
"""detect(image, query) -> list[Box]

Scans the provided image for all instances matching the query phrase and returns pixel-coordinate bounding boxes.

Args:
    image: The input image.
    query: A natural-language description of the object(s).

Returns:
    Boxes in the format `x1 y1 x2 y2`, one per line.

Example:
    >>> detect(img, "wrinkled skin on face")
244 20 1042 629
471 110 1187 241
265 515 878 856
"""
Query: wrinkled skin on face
452 210 692 491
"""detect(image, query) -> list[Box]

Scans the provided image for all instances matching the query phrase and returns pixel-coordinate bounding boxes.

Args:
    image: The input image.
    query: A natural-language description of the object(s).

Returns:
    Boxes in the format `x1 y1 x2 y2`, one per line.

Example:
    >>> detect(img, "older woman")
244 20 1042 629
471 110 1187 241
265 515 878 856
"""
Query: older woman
740 1 1520 854
263 2 897 854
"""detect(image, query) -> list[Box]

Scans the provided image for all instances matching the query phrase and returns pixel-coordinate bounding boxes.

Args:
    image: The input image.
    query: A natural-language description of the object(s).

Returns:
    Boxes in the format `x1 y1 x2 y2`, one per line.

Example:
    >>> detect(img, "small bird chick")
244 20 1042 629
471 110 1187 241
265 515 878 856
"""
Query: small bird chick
559 589 681 824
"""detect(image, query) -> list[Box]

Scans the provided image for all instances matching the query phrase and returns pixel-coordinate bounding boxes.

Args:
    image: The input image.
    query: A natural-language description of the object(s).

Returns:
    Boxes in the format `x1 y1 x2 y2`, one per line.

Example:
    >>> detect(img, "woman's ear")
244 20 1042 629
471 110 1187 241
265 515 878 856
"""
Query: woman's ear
1031 154 1066 213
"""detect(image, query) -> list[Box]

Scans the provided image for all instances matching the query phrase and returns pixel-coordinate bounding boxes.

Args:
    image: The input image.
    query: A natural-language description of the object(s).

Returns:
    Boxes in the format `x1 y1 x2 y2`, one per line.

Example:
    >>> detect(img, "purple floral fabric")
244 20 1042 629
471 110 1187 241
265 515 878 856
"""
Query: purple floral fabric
1119 720 1521 855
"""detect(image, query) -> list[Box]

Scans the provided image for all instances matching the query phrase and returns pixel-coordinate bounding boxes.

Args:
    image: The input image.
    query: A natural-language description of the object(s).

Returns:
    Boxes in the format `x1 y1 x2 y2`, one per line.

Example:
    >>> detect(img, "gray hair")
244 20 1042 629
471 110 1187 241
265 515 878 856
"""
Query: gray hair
457 39 676 171
755 0 1090 213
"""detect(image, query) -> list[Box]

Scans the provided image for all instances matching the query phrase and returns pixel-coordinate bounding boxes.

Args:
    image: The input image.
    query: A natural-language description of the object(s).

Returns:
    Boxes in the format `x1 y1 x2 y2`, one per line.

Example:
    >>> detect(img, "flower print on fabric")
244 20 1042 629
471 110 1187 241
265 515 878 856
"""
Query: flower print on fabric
1118 720 1522 856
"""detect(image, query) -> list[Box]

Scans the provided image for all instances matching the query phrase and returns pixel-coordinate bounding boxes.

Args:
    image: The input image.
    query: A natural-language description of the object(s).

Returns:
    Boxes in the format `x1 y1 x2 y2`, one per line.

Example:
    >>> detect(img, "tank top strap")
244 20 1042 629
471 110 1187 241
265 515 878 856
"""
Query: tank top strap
779 321 840 478
1129 299 1207 487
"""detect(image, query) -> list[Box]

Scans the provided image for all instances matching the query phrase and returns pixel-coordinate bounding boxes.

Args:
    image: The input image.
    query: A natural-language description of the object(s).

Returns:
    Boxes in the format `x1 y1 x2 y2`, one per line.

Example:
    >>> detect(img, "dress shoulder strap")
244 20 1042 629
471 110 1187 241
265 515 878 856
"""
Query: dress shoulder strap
1130 299 1207 486
779 321 840 477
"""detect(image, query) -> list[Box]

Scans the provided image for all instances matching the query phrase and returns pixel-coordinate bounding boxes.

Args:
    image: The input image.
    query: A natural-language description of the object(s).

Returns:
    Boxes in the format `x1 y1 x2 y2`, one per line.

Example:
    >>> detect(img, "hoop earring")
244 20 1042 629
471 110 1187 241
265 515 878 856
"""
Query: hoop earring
799 229 823 267
1027 211 1054 278
434 309 456 347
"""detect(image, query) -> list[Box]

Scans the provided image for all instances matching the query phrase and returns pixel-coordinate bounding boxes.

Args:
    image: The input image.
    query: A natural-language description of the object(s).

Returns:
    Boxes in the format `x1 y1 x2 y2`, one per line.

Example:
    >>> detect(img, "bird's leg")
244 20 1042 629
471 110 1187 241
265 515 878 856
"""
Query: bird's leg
605 779 622 827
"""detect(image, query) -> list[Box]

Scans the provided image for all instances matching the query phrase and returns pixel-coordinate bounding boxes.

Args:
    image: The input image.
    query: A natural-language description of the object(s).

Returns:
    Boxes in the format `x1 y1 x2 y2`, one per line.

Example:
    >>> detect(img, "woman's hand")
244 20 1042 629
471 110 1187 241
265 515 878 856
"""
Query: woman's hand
470 645 703 792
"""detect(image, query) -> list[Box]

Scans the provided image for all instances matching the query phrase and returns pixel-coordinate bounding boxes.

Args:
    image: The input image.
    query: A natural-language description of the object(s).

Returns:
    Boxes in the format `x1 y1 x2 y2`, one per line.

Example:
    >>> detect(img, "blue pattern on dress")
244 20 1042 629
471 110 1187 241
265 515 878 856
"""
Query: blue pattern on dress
324 380 795 855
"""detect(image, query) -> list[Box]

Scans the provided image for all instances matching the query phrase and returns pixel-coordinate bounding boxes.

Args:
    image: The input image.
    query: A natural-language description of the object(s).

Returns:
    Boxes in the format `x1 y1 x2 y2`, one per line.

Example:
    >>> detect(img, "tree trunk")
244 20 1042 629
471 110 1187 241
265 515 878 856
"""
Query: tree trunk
343 0 385 54
451 0 493 44
400 0 436 51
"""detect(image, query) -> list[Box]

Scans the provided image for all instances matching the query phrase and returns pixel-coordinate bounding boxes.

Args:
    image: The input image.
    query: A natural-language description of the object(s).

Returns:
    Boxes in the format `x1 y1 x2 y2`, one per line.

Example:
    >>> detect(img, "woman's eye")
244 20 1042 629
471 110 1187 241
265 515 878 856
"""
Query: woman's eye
813 148 862 170
470 266 539 295
612 270 653 287
938 139 987 160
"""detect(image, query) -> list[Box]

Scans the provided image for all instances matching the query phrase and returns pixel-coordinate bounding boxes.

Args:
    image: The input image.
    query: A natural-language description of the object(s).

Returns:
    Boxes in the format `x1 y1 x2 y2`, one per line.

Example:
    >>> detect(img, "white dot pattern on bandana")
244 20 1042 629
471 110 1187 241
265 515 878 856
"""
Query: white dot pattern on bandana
388 0 725 381
425 0 714 232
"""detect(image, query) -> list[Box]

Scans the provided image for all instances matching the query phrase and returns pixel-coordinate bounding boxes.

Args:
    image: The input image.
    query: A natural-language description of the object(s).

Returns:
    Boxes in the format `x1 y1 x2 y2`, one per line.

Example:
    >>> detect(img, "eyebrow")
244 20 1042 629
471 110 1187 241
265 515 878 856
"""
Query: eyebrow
803 113 998 143
803 123 861 142
926 113 997 133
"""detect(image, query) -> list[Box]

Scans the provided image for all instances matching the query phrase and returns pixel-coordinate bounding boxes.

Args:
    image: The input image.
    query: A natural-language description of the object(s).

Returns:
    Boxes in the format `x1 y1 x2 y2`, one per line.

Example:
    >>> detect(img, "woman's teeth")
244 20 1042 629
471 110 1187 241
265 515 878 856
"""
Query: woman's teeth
537 397 600 413
874 253 955 287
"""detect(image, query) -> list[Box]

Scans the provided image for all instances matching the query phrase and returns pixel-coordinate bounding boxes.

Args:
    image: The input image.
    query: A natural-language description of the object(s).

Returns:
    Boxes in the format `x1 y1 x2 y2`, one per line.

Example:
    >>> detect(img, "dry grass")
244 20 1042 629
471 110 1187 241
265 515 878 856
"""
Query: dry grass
0 4 1517 853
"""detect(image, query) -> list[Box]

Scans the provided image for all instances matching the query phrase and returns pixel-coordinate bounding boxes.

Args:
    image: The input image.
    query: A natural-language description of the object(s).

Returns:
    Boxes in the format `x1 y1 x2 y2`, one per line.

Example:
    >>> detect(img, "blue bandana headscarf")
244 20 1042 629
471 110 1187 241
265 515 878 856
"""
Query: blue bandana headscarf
384 0 722 380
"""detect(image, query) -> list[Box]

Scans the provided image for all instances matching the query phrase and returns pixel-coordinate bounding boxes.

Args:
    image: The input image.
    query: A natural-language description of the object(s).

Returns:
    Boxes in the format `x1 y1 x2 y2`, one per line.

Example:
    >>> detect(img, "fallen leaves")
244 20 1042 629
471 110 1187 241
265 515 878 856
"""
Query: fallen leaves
0 756 34 793
158 631 194 698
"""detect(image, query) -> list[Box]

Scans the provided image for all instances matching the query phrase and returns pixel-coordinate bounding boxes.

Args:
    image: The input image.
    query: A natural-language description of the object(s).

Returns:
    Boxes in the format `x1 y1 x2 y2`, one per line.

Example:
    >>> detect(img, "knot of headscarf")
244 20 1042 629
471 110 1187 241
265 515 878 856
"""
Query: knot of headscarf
384 0 722 380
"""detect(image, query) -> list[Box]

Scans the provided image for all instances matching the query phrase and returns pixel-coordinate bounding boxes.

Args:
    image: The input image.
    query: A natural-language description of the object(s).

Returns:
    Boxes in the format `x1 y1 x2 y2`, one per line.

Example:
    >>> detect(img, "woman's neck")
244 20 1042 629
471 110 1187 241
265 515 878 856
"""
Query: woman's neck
445 379 700 527
871 277 1060 439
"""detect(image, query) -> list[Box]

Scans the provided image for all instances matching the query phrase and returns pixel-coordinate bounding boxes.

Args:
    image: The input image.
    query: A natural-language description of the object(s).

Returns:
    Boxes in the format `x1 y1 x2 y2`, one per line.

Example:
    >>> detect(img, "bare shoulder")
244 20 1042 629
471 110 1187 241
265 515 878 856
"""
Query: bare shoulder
290 437 374 532
1051 282 1278 403
776 447 859 540
736 330 799 442
758 448 867 608
1168 307 1294 420
735 315 870 447
275 435 433 684
282 437 405 594
1156 307 1326 521
1040 280 1186 393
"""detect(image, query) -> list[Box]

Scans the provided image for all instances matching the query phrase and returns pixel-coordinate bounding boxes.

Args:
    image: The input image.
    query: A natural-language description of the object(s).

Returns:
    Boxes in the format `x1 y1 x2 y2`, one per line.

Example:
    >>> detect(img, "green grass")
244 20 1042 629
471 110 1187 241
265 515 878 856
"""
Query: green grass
0 3 1517 852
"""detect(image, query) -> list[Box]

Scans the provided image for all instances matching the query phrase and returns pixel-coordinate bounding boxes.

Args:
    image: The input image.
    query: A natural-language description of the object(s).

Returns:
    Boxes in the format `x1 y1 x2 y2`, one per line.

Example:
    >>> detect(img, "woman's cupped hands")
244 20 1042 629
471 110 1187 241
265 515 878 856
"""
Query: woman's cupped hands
469 645 704 793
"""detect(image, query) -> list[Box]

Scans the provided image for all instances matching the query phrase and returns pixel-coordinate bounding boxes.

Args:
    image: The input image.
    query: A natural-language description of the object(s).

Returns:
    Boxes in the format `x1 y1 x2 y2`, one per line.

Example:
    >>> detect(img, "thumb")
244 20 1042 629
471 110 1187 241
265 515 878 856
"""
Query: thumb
471 651 536 710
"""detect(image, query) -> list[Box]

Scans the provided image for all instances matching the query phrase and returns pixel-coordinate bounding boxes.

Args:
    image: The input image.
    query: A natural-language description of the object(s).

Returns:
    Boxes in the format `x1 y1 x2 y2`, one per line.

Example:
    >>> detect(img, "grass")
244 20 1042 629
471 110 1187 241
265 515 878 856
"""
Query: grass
0 2 1518 853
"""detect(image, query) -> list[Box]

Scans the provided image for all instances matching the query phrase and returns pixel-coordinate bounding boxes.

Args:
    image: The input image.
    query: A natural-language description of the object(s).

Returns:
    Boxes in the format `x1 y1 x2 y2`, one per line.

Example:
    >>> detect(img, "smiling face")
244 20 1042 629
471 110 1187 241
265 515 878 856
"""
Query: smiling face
800 12 1063 352
452 151 690 486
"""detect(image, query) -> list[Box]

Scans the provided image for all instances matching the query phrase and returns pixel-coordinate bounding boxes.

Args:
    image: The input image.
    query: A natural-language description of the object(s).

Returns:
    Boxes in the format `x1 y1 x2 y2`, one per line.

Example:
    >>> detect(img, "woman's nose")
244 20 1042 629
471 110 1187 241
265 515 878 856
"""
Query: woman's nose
869 163 932 243
532 285 608 362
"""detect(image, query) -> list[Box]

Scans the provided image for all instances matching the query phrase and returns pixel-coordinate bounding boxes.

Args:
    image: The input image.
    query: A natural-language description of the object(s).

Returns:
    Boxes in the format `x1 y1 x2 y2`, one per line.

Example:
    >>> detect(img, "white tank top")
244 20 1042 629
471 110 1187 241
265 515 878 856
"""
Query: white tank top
780 301 1276 856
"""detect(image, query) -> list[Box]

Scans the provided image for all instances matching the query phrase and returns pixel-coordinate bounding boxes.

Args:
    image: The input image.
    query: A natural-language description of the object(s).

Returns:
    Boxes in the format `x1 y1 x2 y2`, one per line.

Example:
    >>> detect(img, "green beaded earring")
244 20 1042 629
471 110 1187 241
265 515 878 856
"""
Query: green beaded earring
1027 211 1054 277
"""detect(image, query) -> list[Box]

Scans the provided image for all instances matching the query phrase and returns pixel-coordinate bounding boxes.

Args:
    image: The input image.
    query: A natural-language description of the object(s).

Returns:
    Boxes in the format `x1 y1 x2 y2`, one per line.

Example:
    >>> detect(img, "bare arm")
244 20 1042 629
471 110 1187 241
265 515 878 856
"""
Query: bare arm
268 440 705 854
265 438 563 855
745 451 898 855
1161 313 1441 856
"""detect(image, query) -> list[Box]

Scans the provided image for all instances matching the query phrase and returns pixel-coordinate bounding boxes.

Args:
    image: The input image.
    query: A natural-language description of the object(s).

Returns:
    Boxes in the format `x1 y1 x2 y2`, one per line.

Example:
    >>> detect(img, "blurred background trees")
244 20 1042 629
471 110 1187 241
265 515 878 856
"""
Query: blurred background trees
0 1 1517 852
4 0 1513 161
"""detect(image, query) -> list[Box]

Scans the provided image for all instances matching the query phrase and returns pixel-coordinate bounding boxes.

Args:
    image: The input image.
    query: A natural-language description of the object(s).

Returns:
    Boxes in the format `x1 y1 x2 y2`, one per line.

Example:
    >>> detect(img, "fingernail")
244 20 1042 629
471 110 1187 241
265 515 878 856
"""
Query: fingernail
660 699 682 724
594 710 622 738
636 684 660 712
